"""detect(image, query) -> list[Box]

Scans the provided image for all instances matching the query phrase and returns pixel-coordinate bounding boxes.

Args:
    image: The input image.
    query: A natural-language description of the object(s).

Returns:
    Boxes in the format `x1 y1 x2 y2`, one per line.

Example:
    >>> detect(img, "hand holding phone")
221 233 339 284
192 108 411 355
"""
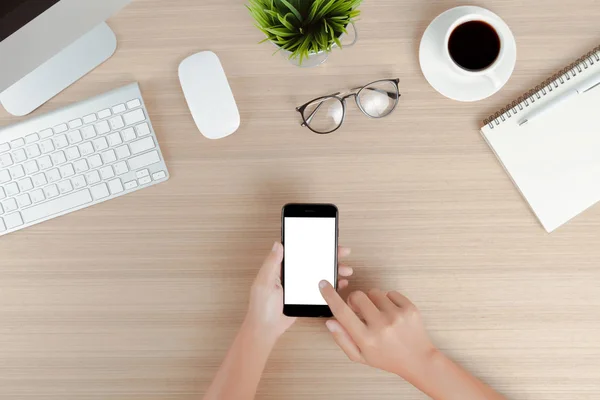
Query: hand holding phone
282 203 339 317
245 240 352 342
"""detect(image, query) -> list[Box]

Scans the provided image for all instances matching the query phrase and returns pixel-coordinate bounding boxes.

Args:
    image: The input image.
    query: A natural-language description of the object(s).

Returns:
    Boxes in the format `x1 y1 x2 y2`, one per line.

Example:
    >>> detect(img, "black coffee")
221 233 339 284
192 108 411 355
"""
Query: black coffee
448 20 500 71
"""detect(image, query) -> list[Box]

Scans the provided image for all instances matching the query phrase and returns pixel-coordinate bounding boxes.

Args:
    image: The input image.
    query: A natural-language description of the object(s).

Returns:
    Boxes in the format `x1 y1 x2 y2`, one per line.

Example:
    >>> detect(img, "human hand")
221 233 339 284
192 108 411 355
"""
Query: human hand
319 282 437 382
245 242 353 344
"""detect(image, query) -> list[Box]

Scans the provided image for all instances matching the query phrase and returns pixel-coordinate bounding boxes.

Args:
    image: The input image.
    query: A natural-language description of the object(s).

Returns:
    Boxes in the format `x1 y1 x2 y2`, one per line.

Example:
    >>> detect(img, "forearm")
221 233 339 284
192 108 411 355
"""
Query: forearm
407 350 507 400
203 318 276 400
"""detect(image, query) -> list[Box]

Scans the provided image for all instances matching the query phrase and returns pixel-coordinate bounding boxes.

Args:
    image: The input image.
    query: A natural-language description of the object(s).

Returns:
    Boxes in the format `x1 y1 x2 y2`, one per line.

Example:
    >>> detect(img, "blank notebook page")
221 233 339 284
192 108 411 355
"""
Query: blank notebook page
481 67 600 232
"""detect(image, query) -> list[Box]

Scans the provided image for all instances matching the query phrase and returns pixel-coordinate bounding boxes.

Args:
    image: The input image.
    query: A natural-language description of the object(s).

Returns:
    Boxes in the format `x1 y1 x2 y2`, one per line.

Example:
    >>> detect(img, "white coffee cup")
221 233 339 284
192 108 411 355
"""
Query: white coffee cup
444 11 506 88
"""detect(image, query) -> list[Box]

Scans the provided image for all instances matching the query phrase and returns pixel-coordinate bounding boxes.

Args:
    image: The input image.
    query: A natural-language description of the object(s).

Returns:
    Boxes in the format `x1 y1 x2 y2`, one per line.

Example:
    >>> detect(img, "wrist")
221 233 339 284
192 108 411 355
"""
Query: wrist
405 348 456 399
397 346 444 390
241 315 279 350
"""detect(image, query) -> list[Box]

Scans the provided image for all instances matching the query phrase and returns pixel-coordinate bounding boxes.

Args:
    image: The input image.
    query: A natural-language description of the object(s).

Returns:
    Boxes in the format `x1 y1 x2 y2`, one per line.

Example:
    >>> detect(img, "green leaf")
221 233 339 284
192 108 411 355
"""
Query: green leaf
277 13 296 31
307 0 325 23
265 30 298 38
314 0 337 21
278 0 303 22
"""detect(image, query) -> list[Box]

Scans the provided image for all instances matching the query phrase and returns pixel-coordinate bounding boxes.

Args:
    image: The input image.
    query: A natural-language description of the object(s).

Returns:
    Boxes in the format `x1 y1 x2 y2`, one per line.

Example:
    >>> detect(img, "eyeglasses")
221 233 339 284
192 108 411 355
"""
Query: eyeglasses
296 78 401 134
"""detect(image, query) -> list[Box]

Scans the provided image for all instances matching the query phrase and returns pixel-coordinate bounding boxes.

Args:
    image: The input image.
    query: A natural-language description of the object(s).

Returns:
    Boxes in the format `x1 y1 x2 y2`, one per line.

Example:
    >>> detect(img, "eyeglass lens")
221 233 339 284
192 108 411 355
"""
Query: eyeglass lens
357 80 399 118
303 97 344 133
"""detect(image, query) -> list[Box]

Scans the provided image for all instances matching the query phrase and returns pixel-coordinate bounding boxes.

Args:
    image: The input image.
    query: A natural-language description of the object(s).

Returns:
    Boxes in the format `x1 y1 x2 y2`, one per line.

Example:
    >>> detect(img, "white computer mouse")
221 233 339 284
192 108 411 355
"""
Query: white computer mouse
178 51 240 139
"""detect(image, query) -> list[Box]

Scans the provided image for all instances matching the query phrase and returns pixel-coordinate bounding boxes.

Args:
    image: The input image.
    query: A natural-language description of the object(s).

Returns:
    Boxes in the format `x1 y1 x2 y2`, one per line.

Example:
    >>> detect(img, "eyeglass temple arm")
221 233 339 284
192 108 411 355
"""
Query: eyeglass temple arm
301 92 342 126
351 86 399 100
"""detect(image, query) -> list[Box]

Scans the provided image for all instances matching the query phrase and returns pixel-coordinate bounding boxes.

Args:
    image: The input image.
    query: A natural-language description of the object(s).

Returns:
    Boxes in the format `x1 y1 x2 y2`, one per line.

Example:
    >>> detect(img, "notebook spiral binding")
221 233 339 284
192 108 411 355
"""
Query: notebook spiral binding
483 45 600 129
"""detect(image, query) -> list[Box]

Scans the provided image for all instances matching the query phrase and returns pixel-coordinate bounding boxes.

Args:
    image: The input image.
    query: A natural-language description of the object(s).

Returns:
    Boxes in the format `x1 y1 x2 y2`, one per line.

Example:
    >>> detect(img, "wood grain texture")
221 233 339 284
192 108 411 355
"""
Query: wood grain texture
1 0 600 399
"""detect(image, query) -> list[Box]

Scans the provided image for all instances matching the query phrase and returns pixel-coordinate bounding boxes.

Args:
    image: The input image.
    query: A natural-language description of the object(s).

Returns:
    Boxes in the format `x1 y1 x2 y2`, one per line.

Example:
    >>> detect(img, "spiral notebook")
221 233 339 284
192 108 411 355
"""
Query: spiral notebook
481 45 600 232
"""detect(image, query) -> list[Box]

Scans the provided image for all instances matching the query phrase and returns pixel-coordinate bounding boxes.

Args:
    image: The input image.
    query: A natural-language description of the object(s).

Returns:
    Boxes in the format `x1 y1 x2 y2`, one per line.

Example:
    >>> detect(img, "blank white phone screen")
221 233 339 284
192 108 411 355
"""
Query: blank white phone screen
284 217 336 305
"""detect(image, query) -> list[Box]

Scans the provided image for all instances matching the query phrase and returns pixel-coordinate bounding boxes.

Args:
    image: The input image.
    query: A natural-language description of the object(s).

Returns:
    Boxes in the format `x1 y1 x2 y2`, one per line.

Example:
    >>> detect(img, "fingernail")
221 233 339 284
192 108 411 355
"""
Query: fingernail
272 242 279 252
325 320 338 332
319 280 328 289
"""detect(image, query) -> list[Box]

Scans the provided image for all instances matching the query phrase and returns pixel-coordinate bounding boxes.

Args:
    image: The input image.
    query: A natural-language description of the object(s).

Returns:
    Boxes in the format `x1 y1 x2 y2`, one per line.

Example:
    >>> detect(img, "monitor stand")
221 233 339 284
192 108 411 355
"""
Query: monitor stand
0 23 117 117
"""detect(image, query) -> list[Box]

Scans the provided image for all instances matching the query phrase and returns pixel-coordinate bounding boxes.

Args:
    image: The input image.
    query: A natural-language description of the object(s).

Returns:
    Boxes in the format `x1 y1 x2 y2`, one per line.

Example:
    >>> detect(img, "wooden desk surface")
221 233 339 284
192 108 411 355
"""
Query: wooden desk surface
1 0 600 399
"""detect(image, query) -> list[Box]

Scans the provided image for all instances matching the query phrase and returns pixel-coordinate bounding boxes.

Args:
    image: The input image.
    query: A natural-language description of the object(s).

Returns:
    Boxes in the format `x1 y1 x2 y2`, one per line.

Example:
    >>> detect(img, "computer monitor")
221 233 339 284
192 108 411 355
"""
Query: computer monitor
0 0 131 116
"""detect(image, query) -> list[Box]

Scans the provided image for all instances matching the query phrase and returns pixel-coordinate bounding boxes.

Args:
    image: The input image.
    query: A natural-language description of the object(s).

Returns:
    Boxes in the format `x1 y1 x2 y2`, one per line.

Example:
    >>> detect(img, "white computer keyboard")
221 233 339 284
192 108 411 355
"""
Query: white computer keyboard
0 83 169 236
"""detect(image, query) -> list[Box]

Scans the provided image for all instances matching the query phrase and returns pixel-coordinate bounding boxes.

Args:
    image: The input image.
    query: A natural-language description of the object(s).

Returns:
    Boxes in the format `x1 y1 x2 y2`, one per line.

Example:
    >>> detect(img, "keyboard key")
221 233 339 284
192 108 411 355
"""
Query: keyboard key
136 169 149 178
4 212 23 229
72 175 86 189
32 173 47 187
47 168 61 183
67 129 83 144
38 155 53 170
58 180 73 194
123 109 145 126
0 143 10 153
5 182 19 196
30 189 45 204
93 137 108 151
0 218 5 231
101 149 117 164
107 132 123 146
3 198 18 213
53 124 68 133
53 134 68 149
109 116 125 130
100 165 115 180
124 180 138 190
88 154 103 169
115 145 130 159
44 184 59 199
83 114 97 124
121 127 136 142
81 125 96 139
25 133 40 143
127 99 141 109
90 183 109 200
13 149 27 163
39 139 55 154
0 170 10 183
139 176 152 185
108 178 124 194
16 193 31 208
98 109 112 119
128 150 160 170
79 142 94 156
85 170 101 185
0 204 3 215
112 104 127 113
60 164 75 178
26 144 41 158
136 122 151 137
22 189 93 223
17 177 33 192
152 171 167 180
0 187 5 199
130 137 155 155
66 147 81 161
113 161 129 175
10 138 25 148
24 160 39 174
9 165 25 179
51 151 66 166
0 153 13 167
39 129 53 139
74 159 89 173
96 120 110 135
69 119 83 129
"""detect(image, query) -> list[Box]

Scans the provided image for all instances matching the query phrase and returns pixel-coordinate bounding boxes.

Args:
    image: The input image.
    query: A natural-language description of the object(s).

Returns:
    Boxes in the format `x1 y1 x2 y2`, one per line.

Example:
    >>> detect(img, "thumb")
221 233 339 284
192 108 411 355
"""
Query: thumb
257 242 283 281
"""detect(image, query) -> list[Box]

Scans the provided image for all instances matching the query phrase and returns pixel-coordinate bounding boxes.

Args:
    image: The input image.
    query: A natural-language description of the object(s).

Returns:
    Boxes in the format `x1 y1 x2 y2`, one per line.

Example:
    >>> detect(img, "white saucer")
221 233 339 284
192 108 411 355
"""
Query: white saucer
419 6 517 102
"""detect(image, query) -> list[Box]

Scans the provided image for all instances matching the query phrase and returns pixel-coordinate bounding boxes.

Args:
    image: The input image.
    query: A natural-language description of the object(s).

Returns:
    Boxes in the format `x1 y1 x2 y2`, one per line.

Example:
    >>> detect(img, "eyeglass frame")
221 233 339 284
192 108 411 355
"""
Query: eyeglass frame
295 78 401 135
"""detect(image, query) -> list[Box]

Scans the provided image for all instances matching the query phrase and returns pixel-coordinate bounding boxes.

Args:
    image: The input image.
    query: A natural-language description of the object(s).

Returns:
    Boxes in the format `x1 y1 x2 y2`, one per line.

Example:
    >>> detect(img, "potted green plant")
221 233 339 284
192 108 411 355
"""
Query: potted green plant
247 0 362 67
